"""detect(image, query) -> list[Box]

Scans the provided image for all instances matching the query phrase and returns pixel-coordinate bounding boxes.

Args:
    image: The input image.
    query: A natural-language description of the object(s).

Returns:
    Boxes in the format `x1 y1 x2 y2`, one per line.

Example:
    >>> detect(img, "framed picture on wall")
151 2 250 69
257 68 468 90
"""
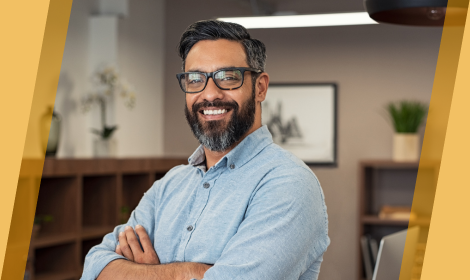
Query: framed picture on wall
262 83 337 166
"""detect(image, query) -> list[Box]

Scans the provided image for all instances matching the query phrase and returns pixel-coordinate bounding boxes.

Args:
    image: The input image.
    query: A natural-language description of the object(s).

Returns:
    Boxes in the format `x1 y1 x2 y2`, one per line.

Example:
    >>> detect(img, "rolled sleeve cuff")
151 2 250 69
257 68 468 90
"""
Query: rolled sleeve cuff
81 253 126 280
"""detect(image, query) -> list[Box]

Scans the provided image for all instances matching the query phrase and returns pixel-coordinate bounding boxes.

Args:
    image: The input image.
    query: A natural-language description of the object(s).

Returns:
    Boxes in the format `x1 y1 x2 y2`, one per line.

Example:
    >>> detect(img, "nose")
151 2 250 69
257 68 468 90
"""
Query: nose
200 77 224 102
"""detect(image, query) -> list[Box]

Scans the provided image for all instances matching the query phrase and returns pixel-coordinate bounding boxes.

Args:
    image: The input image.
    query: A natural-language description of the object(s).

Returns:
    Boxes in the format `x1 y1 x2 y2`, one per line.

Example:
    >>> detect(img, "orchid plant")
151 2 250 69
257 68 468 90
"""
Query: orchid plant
82 65 136 139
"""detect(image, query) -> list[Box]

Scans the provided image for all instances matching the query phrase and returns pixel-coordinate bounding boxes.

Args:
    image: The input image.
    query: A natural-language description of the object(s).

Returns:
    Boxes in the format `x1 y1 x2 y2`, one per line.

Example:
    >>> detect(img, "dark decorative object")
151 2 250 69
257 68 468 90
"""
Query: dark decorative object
364 0 468 26
262 83 337 166
41 107 61 157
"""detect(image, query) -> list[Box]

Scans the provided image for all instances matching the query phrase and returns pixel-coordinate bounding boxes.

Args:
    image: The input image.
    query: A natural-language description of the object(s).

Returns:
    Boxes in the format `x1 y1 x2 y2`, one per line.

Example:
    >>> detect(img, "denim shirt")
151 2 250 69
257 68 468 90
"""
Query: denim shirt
81 125 330 280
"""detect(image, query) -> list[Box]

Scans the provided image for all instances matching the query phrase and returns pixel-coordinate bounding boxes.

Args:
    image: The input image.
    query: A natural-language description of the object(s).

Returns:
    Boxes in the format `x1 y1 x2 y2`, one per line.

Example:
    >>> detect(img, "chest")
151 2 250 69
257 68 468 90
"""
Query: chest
152 168 261 264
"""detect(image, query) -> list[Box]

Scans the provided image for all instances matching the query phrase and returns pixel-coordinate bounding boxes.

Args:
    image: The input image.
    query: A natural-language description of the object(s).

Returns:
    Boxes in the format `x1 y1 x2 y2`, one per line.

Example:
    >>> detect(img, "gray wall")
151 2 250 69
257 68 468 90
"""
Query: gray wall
162 1 442 279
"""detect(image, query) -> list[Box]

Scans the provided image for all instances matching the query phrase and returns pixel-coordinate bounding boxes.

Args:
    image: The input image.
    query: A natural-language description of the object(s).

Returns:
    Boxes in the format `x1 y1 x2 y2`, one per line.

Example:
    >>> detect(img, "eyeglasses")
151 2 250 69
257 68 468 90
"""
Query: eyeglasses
176 67 262 94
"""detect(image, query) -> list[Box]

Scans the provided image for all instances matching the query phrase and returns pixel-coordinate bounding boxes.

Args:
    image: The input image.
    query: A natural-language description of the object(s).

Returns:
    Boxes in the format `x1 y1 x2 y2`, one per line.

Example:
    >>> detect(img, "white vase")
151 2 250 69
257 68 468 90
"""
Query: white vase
393 133 420 162
93 138 117 157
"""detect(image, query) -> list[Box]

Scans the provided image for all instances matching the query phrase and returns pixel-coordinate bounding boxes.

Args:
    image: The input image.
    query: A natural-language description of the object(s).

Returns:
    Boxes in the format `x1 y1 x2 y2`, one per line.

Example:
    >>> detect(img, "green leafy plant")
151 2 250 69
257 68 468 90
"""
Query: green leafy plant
34 214 54 225
386 101 428 133
120 206 131 224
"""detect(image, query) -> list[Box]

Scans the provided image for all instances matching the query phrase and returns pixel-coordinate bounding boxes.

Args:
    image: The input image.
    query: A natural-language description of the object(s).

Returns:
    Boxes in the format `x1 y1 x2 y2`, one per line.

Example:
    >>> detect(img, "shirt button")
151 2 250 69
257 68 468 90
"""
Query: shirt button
203 182 210 189
187 225 193 231
230 164 235 169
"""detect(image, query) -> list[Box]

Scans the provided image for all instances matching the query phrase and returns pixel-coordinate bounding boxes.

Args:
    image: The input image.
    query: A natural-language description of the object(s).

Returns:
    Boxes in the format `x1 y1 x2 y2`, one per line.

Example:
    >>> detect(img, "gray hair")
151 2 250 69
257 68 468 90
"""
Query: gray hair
177 19 267 79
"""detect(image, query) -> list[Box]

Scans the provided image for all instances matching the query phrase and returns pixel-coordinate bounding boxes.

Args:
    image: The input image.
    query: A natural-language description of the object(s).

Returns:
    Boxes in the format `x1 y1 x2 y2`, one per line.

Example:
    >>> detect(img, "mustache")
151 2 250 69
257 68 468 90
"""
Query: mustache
192 100 239 113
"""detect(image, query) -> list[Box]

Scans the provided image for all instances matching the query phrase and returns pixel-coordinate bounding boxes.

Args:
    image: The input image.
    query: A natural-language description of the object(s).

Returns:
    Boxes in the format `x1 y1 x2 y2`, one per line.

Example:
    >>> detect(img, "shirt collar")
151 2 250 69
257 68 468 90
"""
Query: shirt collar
188 125 273 171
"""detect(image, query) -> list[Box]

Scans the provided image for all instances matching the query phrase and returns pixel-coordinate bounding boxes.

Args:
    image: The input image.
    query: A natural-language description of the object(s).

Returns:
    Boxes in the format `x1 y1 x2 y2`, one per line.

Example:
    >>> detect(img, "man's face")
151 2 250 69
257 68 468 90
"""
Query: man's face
184 39 257 152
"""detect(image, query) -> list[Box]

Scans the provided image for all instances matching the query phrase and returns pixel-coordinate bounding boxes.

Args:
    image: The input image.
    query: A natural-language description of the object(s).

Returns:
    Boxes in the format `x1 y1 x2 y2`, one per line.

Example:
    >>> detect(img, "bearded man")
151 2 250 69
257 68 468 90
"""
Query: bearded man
81 19 329 280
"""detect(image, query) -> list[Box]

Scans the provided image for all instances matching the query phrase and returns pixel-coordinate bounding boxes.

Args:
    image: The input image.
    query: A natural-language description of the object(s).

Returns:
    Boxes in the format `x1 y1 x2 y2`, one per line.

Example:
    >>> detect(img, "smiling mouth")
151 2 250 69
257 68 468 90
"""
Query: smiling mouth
199 108 231 116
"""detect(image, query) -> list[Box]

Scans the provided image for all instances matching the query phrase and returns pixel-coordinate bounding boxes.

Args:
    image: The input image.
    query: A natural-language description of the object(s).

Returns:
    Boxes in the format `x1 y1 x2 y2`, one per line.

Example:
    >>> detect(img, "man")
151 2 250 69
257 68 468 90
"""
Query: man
82 19 329 280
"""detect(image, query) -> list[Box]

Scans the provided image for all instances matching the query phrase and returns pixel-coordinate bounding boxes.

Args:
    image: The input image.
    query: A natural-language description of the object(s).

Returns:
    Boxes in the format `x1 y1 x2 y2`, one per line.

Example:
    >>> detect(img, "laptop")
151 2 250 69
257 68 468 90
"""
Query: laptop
372 226 420 280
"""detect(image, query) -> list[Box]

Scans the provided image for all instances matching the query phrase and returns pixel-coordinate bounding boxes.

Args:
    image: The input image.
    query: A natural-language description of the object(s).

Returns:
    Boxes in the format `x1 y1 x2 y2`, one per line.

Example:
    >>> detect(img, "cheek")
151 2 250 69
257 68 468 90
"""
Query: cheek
231 91 251 108
186 96 196 111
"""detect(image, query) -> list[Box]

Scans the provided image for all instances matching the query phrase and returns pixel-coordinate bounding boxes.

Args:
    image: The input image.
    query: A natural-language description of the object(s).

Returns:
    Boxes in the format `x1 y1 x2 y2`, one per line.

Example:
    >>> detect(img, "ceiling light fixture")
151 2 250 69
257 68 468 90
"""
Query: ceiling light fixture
364 0 468 26
218 12 378 29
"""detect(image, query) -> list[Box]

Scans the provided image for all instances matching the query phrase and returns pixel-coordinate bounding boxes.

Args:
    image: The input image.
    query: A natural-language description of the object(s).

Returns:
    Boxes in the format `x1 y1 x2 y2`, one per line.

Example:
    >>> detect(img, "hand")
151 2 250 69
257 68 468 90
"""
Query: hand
116 225 160 265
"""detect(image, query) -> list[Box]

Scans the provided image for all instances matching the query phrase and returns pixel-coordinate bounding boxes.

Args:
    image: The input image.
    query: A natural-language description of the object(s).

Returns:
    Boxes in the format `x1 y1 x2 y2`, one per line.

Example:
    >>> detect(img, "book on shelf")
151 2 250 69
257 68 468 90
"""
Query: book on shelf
378 205 417 221
360 235 378 280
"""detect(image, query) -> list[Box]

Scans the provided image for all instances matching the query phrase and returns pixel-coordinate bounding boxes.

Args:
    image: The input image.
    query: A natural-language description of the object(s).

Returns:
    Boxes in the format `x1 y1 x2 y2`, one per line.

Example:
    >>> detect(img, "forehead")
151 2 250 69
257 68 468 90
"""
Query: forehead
185 39 248 72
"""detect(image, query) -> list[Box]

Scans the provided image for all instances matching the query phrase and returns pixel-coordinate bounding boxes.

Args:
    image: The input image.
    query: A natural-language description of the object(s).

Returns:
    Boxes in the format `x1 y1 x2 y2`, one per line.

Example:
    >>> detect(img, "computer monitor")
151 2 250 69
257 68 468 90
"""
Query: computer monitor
372 226 420 280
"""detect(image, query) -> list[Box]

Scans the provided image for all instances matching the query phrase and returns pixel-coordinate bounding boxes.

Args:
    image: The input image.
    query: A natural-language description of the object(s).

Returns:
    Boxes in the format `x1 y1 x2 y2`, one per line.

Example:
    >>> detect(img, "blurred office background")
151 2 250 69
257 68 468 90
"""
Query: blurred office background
34 0 442 279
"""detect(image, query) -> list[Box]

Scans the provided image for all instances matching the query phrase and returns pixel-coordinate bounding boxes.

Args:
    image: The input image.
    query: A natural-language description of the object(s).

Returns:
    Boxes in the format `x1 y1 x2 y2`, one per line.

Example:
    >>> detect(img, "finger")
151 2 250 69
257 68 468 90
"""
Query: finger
125 226 143 256
118 231 134 261
135 224 160 265
115 244 123 256
135 225 153 253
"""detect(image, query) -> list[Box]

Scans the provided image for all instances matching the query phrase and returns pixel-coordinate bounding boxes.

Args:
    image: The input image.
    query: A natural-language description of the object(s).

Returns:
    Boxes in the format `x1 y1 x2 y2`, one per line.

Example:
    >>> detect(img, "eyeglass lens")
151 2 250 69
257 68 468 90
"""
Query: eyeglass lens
181 69 243 93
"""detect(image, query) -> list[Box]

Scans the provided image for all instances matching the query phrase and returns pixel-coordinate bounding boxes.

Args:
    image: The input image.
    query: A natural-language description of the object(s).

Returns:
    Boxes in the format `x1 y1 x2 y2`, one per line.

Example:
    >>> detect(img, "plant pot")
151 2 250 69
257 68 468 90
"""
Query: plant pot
93 138 117 157
393 133 420 162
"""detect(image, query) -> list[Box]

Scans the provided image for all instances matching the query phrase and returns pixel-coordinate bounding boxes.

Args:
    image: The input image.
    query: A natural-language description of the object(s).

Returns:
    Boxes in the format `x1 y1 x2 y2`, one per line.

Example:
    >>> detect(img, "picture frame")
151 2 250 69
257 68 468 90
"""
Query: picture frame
262 83 338 166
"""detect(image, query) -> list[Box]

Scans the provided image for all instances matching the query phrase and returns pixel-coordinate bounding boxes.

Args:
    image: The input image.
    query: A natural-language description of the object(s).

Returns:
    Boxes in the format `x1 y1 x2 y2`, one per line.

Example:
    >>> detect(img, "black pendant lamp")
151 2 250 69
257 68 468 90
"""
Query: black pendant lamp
364 0 468 26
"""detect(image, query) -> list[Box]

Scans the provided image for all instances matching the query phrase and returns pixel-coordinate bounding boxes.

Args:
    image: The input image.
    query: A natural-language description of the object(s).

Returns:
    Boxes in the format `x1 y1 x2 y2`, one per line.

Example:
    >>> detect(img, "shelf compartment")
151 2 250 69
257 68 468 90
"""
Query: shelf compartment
82 175 118 228
122 173 152 220
35 242 78 277
364 168 418 216
36 177 79 235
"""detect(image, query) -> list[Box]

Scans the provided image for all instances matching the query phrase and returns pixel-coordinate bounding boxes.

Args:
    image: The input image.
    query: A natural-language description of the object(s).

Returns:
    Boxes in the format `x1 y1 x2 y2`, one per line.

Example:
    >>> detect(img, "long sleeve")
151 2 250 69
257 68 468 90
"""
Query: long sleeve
80 180 159 280
200 167 330 280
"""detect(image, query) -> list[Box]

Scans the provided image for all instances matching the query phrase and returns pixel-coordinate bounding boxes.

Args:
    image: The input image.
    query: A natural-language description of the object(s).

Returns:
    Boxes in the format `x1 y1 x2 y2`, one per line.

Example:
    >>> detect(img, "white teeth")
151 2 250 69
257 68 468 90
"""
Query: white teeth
204 109 226 115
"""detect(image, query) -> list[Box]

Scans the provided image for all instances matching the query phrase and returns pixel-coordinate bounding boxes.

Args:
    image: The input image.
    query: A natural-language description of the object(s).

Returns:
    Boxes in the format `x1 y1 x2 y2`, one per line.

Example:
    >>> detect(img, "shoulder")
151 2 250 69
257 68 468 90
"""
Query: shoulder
251 142 327 217
164 163 192 177
255 142 320 186
147 163 194 194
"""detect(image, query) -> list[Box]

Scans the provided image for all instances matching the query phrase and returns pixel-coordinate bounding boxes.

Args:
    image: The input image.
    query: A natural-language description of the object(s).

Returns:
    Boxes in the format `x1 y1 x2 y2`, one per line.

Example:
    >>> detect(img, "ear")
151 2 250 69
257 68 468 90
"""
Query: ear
255 72 269 103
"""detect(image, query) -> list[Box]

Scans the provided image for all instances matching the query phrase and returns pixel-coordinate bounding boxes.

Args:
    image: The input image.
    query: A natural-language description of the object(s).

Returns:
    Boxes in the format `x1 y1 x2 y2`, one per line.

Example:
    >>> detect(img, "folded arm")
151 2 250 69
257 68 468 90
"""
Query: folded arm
97 259 210 280
81 179 210 280
97 224 211 280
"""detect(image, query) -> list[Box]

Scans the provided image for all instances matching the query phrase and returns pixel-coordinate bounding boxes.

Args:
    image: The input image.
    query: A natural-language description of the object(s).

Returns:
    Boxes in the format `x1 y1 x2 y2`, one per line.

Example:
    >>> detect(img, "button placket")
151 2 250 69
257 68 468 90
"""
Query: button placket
181 171 222 260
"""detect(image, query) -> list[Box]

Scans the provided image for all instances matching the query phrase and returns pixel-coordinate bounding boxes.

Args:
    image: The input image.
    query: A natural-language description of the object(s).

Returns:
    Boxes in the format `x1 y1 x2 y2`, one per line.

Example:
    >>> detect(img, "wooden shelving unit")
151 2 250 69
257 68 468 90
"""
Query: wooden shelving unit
25 158 187 280
358 160 436 280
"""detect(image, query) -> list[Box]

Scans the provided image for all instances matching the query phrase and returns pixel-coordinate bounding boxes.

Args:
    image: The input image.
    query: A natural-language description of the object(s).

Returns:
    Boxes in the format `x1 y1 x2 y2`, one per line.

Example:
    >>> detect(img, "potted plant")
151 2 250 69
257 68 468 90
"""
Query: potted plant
120 206 131 224
32 214 54 238
82 65 136 157
386 101 428 161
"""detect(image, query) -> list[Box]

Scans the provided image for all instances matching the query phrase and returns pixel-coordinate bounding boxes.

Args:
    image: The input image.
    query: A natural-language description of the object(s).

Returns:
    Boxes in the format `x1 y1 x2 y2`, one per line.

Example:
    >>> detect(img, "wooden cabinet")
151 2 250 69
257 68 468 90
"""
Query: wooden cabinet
358 160 435 280
27 158 187 280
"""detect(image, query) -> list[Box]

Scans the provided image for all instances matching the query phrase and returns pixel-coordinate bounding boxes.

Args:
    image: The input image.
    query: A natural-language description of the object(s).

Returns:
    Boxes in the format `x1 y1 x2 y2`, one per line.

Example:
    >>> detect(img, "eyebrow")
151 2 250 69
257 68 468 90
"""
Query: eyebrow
186 66 238 72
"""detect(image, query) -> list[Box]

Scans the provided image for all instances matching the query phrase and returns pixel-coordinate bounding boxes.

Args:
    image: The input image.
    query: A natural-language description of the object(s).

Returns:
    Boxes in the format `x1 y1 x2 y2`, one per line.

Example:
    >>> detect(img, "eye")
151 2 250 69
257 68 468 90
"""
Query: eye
187 73 204 84
188 78 203 84
216 70 242 81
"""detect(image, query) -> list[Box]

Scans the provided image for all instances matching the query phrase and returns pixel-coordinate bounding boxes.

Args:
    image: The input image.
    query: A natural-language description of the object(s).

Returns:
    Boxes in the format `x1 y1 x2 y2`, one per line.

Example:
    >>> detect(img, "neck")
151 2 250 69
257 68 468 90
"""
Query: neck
204 123 261 170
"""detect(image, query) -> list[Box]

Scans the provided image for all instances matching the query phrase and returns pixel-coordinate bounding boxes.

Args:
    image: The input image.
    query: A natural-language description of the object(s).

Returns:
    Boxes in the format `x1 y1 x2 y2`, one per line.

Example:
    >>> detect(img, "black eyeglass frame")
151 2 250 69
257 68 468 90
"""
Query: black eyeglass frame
176 67 262 94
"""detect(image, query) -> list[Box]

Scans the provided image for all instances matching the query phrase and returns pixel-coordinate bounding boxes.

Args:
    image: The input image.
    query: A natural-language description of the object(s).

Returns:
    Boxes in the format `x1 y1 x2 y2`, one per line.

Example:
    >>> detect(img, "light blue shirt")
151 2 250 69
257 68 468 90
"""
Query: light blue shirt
81 125 329 280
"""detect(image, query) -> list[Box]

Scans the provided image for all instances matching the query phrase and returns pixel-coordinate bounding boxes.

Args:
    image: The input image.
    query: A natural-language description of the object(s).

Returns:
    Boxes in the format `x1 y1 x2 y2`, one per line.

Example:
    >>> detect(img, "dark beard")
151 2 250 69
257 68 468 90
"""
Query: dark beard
184 94 256 152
